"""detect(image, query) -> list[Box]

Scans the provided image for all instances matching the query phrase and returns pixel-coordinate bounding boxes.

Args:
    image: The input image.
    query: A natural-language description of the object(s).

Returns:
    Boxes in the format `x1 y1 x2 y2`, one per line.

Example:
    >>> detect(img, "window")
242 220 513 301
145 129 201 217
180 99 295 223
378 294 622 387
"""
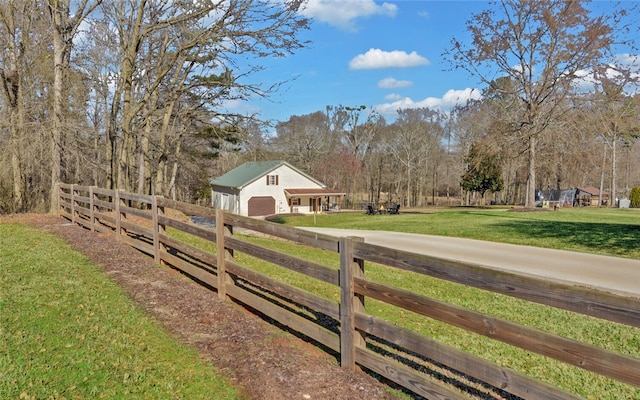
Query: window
266 174 279 185
290 198 300 206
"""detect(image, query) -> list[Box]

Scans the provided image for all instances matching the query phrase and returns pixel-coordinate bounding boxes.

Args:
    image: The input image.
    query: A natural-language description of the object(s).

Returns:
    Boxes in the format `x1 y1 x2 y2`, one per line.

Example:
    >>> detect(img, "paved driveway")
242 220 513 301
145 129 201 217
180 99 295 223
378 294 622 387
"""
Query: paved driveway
299 227 640 297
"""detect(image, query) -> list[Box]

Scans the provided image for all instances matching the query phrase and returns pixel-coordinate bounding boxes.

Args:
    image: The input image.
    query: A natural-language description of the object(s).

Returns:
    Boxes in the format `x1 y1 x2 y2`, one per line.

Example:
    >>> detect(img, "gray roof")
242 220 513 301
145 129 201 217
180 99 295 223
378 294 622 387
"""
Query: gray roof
210 160 323 189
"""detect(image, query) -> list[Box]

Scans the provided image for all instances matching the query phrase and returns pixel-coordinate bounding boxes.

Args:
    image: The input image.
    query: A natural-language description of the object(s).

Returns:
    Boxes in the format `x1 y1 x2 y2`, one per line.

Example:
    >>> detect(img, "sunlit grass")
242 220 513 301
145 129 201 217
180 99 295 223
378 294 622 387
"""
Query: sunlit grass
0 223 242 400
20 206 633 398
181 207 640 398
233 232 640 398
274 207 640 259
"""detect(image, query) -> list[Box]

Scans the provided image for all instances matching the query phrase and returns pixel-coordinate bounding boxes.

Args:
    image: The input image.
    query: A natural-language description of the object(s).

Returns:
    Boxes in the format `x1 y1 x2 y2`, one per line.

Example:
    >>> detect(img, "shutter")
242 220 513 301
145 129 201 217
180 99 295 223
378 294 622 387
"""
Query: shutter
276 175 279 185
266 175 269 185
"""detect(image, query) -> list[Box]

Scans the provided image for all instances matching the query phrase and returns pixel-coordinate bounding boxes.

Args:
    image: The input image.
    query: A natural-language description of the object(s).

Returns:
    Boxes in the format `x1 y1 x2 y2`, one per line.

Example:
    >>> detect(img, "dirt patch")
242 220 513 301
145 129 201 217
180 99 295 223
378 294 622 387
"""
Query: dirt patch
2 214 398 400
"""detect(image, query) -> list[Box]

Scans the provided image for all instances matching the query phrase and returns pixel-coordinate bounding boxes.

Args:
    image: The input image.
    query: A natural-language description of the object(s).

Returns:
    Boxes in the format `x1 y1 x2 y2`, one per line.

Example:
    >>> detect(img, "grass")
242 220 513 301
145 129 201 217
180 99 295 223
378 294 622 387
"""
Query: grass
236 233 640 399
168 207 639 397
272 206 640 259
234 207 640 398
0 223 242 400
4 206 636 398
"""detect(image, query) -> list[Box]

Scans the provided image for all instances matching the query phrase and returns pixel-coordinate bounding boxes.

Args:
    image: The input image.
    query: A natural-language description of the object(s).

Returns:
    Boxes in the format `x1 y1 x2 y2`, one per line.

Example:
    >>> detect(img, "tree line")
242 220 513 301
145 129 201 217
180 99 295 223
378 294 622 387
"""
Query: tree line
0 0 310 212
1 0 639 213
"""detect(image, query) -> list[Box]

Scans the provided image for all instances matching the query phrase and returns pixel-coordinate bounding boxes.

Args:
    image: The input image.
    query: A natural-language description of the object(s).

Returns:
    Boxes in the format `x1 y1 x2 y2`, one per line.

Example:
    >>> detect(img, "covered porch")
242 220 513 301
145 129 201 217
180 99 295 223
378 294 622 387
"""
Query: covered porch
283 188 345 214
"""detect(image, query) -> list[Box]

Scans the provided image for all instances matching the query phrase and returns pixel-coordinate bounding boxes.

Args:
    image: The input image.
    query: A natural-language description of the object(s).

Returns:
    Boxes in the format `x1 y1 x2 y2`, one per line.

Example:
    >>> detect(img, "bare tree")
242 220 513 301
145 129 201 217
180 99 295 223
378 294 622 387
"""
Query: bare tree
0 0 31 211
386 108 441 207
589 65 640 206
272 111 335 171
47 0 102 211
91 0 310 196
330 105 381 164
447 0 619 207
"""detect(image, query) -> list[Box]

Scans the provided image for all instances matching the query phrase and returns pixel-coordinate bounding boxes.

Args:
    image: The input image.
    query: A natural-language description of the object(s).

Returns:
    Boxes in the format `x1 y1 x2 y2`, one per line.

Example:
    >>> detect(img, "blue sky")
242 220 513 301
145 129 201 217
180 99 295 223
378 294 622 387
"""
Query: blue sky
231 0 637 125
234 1 492 123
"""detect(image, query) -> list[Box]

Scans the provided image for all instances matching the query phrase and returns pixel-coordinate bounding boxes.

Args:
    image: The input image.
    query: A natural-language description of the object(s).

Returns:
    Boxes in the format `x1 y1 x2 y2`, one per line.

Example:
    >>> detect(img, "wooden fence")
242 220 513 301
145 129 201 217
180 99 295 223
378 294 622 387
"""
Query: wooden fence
57 183 640 399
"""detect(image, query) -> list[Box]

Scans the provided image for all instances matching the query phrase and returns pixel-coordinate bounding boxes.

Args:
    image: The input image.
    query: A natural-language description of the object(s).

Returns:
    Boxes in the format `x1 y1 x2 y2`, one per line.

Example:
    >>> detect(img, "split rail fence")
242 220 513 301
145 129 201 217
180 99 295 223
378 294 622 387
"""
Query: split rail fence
57 183 640 399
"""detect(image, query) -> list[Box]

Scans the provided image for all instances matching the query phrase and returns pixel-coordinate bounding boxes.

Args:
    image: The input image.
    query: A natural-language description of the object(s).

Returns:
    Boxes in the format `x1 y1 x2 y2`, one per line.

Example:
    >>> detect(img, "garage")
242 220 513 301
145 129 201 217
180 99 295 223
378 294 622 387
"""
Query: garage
247 196 275 216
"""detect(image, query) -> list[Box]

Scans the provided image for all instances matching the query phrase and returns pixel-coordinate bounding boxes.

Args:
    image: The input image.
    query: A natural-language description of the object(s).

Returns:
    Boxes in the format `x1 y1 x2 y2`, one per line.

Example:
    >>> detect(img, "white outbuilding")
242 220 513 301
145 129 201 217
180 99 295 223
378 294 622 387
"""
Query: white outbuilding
210 160 344 217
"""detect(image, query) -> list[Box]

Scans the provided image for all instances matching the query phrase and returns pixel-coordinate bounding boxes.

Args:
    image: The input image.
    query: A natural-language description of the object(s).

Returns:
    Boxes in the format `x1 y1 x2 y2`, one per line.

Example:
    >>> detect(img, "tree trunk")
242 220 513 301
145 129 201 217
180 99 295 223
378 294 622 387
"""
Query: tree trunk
49 21 65 212
93 133 99 186
155 98 177 196
47 0 102 208
137 121 150 194
624 142 632 196
155 133 166 196
107 126 116 189
526 134 536 208
168 137 182 201
10 114 24 211
599 142 607 207
432 166 437 206
406 165 411 208
118 0 147 192
610 132 617 207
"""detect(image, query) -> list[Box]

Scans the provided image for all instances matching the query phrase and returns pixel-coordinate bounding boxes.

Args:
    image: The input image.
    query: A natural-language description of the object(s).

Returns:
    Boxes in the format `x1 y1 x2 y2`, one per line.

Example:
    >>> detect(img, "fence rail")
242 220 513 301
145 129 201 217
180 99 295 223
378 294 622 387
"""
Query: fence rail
57 183 640 399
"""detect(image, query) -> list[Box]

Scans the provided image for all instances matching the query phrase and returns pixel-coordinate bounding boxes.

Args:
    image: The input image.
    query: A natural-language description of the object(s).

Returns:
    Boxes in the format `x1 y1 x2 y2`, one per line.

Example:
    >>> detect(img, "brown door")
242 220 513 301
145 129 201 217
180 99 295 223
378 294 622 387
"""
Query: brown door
248 196 275 216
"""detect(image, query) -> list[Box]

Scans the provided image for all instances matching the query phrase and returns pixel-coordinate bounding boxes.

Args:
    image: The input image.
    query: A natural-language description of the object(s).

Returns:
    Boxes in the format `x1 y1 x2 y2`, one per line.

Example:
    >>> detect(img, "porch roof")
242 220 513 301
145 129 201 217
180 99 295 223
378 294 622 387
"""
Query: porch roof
284 188 346 197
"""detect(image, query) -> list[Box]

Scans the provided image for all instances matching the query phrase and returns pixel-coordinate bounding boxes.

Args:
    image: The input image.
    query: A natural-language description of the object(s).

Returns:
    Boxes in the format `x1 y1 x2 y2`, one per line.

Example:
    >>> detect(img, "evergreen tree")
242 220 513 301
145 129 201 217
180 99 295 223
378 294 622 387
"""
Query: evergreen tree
461 143 504 204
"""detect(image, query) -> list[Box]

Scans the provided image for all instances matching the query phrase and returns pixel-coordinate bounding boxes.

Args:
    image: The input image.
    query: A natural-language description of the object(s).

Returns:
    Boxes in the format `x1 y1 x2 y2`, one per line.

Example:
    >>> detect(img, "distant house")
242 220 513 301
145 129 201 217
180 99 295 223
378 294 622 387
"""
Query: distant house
575 186 609 207
535 186 609 207
210 160 345 216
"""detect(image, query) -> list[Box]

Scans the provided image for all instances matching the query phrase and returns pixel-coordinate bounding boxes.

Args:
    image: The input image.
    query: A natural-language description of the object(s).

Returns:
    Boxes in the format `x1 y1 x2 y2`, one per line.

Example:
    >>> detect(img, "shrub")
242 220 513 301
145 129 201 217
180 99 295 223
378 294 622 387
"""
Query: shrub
630 187 640 208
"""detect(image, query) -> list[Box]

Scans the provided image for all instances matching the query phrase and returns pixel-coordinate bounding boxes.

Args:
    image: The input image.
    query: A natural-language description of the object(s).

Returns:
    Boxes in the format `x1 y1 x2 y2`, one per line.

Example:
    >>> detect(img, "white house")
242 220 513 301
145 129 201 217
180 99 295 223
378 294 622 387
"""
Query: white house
210 160 345 216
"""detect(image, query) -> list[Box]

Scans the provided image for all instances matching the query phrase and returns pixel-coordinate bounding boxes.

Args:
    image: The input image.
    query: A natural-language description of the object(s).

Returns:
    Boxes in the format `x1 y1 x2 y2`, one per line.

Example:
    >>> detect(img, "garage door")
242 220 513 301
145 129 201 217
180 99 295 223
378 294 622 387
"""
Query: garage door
247 196 275 216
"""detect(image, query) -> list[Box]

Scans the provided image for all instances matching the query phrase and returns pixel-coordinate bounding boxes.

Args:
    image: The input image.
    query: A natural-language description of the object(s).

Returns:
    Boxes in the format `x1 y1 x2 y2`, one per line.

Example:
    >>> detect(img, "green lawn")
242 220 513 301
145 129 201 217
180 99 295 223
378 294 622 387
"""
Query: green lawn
236 233 639 398
166 207 640 398
273 207 640 259
3 206 637 399
0 223 242 400
256 207 640 398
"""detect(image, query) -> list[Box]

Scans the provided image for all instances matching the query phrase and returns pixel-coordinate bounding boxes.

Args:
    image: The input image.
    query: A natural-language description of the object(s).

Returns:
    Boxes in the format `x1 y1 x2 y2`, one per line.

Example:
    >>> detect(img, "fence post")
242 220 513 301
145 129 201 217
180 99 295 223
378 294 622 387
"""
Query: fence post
114 189 124 240
152 196 165 264
70 184 77 225
89 186 96 232
339 236 366 371
216 209 234 300
54 182 60 217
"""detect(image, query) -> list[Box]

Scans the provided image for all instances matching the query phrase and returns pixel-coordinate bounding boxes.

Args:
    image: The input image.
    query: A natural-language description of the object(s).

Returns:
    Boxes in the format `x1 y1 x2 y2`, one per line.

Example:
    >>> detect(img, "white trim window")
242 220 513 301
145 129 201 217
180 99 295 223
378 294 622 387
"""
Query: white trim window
266 174 279 185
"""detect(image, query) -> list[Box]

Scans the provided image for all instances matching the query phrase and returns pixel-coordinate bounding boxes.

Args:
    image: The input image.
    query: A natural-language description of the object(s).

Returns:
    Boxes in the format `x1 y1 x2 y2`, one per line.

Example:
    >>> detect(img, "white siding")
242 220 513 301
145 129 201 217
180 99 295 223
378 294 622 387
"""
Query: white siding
211 187 240 214
239 165 324 216
213 164 327 217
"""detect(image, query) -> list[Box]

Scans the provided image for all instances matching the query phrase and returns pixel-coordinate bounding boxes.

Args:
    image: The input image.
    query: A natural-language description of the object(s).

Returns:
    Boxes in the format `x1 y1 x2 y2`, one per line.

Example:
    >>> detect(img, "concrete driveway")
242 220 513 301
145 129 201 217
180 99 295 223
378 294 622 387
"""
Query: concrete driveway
299 227 640 297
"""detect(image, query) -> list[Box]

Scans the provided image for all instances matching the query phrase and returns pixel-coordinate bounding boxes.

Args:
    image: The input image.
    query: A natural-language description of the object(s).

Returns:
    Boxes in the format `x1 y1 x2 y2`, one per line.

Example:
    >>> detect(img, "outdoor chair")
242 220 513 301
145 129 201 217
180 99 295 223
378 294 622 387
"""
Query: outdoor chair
388 204 400 214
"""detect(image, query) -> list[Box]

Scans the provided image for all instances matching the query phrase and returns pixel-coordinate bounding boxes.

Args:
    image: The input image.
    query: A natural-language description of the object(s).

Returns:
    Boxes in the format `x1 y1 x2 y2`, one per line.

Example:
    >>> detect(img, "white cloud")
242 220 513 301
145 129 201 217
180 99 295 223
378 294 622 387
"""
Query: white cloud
222 98 261 117
385 93 402 100
373 88 481 118
613 53 640 69
571 69 595 92
571 54 640 93
349 48 430 70
378 77 413 89
300 0 397 31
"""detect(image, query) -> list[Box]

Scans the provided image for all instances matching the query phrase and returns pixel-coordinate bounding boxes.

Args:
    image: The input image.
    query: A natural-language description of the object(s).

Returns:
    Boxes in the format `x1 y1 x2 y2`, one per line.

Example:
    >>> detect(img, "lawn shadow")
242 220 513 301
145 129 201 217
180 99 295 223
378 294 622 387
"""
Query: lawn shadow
492 219 640 258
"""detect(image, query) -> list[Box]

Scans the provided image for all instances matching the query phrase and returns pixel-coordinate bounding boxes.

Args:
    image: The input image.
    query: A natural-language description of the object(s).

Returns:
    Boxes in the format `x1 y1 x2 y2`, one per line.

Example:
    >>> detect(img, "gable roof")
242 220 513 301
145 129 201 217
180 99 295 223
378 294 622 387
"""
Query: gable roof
577 186 608 196
210 160 325 189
